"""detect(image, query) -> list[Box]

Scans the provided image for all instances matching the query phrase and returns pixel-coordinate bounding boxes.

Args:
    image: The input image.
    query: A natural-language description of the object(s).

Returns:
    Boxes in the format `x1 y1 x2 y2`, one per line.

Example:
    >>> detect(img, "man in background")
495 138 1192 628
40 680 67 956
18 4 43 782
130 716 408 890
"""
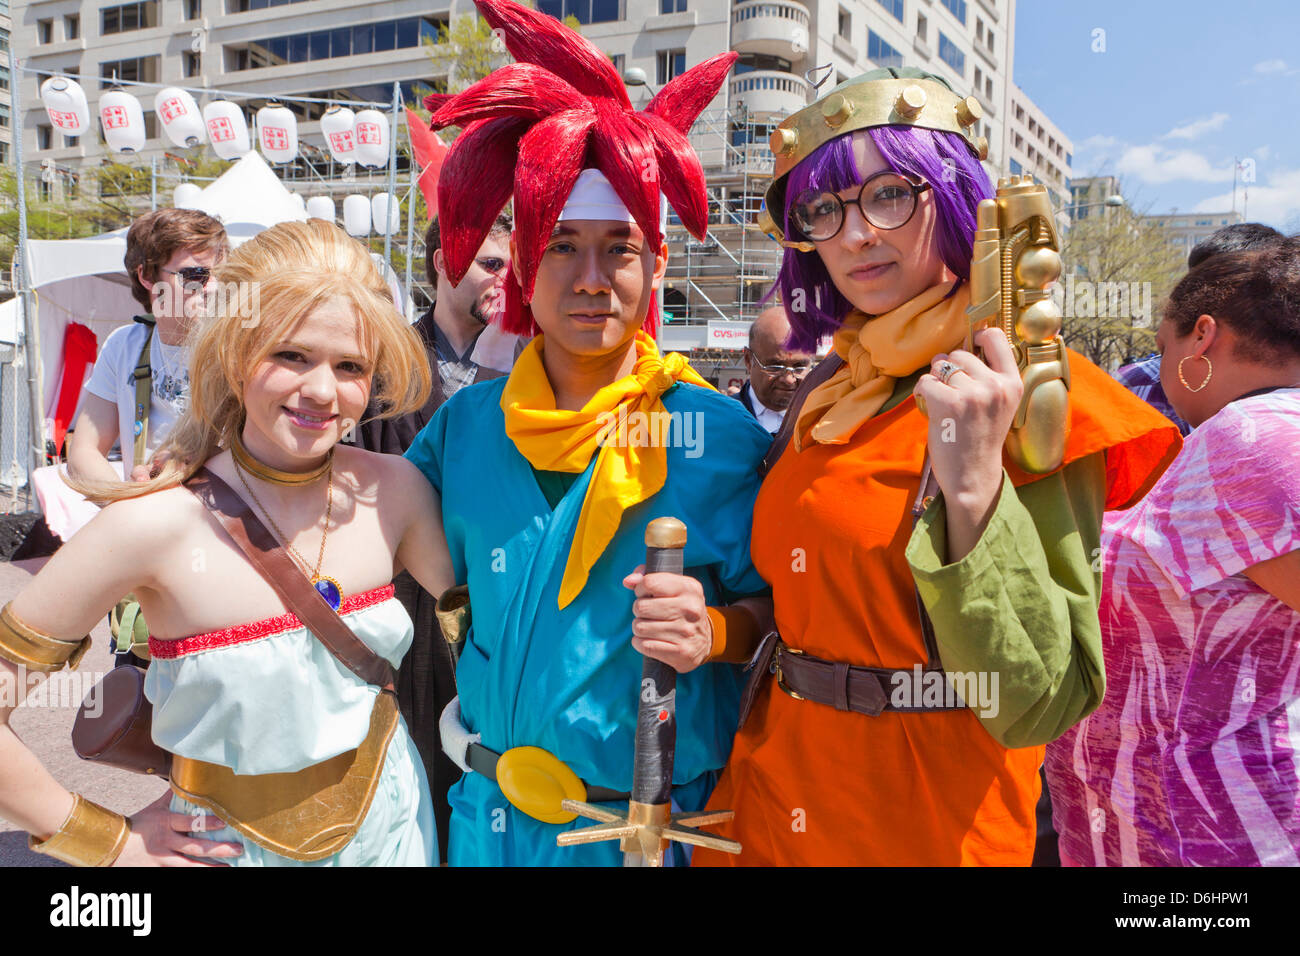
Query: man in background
352 213 521 864
68 208 227 482
736 302 813 435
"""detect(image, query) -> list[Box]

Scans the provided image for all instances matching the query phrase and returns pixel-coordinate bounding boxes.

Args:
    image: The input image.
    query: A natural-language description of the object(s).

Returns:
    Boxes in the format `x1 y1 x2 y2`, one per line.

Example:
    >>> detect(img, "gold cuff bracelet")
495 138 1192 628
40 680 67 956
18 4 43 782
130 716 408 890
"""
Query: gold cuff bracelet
28 794 131 867
0 602 92 673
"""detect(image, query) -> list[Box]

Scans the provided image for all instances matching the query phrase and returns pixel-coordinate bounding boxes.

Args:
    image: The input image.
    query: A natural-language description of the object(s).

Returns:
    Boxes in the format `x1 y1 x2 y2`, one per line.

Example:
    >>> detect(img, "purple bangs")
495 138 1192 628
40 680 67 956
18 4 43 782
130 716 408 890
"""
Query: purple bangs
772 125 994 352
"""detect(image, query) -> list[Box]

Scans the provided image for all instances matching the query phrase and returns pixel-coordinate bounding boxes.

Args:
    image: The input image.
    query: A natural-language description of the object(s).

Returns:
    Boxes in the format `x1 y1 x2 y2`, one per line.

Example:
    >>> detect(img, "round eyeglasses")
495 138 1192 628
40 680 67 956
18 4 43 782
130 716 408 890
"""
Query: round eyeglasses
790 171 932 242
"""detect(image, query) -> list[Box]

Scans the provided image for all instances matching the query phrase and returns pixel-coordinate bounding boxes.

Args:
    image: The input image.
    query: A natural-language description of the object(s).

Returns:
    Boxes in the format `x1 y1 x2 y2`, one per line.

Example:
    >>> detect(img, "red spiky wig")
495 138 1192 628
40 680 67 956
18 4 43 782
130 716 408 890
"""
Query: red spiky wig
425 0 735 337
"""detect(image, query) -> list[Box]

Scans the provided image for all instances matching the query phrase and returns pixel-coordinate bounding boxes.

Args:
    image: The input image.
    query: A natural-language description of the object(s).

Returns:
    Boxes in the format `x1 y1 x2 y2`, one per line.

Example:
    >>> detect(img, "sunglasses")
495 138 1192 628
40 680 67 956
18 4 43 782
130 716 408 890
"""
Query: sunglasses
160 266 213 284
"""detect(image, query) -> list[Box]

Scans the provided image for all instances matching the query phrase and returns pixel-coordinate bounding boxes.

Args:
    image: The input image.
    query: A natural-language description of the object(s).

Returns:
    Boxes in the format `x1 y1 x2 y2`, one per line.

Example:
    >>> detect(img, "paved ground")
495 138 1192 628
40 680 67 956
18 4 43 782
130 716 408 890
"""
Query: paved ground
0 556 168 866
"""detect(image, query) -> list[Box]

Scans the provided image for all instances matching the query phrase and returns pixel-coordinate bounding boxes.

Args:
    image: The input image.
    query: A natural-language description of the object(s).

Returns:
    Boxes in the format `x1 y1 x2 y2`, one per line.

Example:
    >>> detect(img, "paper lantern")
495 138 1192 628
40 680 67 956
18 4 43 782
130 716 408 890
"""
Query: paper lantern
371 193 400 236
320 107 356 165
99 89 146 154
154 87 205 148
174 183 203 209
256 104 298 164
305 196 336 222
40 76 91 137
342 195 371 237
352 109 389 168
202 100 251 160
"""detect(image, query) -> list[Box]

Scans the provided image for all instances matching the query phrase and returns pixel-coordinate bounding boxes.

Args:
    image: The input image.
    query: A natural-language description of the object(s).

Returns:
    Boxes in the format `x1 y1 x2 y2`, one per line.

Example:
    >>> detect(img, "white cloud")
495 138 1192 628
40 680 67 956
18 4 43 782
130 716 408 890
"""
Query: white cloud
1076 134 1118 151
1253 59 1288 74
1116 145 1236 185
1164 112 1229 141
1192 166 1300 227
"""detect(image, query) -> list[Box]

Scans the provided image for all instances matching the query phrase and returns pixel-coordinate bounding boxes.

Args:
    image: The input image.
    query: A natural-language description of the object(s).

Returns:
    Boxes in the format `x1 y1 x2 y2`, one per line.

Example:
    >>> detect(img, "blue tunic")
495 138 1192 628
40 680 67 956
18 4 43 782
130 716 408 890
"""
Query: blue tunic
406 377 771 865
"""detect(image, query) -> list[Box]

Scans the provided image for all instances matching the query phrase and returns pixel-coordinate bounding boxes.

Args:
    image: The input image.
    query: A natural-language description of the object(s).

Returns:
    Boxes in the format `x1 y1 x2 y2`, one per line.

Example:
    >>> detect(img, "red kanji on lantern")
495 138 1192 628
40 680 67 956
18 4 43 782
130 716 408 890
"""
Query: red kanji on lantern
263 127 288 150
103 106 128 128
159 97 187 122
208 117 233 141
329 131 355 152
356 122 381 145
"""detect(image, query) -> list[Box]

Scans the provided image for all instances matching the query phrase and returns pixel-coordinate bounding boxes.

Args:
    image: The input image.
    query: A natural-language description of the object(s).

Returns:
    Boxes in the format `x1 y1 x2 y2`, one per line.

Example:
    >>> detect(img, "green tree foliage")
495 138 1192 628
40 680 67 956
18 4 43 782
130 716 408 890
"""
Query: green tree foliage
1057 195 1186 371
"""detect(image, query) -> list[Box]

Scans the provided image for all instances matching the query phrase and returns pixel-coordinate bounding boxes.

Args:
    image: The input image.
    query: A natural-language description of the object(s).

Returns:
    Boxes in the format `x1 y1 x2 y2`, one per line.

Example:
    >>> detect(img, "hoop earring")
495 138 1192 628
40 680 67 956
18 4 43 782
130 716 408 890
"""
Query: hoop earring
1178 355 1212 393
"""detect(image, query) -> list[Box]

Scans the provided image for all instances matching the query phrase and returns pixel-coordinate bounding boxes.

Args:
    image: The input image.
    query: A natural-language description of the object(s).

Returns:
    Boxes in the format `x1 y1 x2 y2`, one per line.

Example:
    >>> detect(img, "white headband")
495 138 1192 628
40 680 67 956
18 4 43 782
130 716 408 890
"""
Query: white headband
557 168 669 235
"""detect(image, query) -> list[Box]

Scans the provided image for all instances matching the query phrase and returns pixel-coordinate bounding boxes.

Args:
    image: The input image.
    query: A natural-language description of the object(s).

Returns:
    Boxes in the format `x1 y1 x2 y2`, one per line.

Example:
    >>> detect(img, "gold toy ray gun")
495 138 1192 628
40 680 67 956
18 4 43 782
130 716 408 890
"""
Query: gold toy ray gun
964 174 1070 474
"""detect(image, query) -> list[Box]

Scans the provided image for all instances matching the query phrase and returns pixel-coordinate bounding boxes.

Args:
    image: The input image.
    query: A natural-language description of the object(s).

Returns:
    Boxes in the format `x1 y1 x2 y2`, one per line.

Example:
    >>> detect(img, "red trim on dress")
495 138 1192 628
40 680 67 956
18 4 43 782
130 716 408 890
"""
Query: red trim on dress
148 584 396 660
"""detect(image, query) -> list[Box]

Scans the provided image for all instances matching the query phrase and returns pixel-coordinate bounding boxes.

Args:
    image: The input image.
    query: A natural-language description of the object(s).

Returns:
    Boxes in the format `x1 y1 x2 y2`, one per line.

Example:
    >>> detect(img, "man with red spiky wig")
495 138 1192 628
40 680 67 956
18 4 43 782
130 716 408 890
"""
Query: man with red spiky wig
404 0 774 866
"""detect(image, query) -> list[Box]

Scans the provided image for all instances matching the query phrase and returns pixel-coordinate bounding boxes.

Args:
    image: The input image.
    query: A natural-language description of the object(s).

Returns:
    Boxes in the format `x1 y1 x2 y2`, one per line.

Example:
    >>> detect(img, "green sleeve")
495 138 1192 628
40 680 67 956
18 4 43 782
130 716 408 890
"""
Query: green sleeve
903 452 1107 749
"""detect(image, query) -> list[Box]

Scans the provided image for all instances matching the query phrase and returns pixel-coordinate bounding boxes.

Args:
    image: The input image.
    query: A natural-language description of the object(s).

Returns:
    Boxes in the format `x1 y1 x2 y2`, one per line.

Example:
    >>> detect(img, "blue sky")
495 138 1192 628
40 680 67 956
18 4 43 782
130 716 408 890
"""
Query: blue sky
1014 1 1300 229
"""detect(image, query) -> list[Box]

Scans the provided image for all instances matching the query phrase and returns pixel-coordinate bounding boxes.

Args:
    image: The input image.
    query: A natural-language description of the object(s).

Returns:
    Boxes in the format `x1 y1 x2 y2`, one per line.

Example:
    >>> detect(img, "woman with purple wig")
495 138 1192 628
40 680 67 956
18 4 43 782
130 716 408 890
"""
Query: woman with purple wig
692 68 1180 866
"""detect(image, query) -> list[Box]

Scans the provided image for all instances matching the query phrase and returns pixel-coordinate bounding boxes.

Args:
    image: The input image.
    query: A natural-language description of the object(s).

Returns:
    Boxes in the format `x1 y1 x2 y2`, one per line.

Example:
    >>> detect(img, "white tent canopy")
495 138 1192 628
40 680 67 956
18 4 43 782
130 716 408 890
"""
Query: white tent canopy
17 151 314 417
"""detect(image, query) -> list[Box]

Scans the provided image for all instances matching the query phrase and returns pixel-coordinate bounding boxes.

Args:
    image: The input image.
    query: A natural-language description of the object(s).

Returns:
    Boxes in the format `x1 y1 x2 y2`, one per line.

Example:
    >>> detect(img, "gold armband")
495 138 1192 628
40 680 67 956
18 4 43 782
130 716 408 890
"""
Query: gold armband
28 794 131 867
0 602 92 673
435 585 471 650
707 605 762 664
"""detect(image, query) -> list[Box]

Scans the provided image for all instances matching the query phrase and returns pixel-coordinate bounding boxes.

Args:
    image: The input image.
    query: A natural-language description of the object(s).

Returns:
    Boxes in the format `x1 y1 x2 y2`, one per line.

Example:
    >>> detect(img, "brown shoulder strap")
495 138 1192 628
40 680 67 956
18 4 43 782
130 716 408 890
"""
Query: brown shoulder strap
760 353 844 477
184 467 397 694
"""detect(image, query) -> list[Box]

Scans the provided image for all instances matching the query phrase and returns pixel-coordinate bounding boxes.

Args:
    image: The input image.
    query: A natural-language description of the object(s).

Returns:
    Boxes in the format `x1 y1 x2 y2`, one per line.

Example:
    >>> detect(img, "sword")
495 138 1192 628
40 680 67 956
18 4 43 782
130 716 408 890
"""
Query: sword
557 517 742 866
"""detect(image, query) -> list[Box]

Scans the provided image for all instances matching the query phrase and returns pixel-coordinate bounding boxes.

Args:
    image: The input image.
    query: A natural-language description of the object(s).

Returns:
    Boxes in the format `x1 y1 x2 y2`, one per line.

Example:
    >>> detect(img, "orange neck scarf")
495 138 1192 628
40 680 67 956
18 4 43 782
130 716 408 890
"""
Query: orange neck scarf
501 330 712 608
794 282 970 450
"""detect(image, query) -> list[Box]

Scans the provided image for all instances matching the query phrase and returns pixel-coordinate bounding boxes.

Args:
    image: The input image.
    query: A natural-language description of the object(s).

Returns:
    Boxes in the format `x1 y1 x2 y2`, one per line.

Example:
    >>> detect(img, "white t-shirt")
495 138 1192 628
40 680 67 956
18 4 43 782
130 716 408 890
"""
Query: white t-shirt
81 321 188 463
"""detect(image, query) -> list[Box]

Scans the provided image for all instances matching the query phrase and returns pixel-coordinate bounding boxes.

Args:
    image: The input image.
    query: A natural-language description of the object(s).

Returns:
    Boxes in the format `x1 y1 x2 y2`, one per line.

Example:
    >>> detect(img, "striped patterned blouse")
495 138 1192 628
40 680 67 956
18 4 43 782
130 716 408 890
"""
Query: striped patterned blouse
1046 388 1300 866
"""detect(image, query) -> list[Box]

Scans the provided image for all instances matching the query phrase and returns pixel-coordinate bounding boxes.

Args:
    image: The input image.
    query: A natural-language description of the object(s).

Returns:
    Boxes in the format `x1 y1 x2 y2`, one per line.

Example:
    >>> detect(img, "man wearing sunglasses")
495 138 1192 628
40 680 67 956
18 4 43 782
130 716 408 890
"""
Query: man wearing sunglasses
738 302 814 435
68 208 228 485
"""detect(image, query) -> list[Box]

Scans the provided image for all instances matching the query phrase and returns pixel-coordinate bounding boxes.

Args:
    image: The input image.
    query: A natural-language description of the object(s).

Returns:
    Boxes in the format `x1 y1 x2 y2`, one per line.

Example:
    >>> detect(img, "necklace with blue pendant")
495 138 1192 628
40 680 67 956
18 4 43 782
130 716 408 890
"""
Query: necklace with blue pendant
313 575 343 611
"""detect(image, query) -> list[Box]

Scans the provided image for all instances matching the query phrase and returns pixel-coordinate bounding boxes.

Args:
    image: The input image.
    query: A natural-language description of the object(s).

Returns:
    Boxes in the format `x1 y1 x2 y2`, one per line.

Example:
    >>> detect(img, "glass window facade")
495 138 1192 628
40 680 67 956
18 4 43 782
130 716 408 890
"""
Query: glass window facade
940 0 967 24
102 2 157 35
228 18 445 71
537 0 622 24
868 31 903 70
875 0 905 22
938 32 964 75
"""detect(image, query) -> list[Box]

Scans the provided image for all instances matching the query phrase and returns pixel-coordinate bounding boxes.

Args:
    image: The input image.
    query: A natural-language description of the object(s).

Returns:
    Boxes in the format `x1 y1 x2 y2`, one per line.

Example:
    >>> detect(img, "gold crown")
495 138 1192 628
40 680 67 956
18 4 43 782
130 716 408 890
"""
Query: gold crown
759 72 987 246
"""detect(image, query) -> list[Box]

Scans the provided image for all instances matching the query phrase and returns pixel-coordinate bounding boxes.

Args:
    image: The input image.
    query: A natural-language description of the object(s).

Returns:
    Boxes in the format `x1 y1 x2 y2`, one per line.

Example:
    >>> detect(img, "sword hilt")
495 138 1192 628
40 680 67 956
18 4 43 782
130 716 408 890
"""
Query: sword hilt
556 516 742 865
635 517 686 807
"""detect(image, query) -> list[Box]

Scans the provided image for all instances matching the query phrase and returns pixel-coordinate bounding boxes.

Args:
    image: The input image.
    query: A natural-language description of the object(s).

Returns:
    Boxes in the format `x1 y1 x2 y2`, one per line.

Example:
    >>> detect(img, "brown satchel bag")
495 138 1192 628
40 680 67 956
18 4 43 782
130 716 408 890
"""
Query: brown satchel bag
72 467 400 851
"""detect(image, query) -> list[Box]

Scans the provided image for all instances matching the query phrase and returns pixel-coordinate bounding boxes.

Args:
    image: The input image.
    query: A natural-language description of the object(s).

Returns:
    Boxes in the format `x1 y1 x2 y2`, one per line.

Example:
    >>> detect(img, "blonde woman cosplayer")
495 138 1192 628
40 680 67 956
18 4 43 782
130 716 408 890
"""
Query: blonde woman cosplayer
0 220 452 867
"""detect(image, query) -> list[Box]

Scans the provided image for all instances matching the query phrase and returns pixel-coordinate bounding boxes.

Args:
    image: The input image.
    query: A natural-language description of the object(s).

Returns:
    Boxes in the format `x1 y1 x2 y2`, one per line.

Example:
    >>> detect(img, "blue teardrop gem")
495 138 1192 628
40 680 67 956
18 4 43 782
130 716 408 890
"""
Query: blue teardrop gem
315 578 342 611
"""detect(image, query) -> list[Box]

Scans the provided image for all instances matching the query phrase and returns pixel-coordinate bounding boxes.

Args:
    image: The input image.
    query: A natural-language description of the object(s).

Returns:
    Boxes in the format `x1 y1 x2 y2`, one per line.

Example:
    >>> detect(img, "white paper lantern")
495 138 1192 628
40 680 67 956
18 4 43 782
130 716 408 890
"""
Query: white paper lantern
342 195 371 237
202 100 251 160
256 104 298 164
174 183 203 209
99 89 146 154
306 196 336 222
352 109 389 169
371 193 401 236
320 107 357 165
290 192 307 214
40 76 91 137
154 87 205 148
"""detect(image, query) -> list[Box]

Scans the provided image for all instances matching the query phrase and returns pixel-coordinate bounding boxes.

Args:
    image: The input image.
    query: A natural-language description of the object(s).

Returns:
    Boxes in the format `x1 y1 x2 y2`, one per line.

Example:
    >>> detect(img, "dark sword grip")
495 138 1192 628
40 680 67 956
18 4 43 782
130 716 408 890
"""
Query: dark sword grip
632 520 686 807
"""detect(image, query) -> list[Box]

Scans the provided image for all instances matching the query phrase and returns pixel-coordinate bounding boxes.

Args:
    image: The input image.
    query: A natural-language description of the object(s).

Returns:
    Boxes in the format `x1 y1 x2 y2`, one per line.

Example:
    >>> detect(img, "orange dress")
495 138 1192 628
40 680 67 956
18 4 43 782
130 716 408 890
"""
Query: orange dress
694 351 1181 866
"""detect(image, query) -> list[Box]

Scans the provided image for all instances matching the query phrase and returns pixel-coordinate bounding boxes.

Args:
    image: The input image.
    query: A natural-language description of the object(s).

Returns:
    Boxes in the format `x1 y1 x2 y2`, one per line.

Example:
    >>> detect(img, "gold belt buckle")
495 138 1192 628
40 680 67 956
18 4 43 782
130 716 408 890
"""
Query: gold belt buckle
774 644 805 701
495 746 588 825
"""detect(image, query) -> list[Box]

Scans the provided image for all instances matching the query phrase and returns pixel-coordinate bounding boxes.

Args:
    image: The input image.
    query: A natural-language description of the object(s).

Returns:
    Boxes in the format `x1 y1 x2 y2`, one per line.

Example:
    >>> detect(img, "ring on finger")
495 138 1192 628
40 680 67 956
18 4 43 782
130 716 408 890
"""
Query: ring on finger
935 360 962 386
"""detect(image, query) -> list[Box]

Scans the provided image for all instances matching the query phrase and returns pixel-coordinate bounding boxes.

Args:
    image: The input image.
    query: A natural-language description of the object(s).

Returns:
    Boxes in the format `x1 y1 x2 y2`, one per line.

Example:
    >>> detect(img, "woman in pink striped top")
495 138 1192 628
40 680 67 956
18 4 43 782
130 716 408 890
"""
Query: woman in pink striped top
1047 238 1300 866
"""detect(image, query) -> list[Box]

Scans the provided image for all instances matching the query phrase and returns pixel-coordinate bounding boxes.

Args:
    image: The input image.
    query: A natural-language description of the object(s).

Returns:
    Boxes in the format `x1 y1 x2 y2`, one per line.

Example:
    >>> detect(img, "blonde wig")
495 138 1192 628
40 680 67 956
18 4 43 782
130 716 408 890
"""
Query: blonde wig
74 219 431 504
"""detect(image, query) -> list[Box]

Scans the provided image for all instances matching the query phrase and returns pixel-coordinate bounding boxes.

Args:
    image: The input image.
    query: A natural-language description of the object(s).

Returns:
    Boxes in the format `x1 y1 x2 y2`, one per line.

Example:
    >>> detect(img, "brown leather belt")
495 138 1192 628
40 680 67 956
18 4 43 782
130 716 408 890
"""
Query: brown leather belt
771 641 966 716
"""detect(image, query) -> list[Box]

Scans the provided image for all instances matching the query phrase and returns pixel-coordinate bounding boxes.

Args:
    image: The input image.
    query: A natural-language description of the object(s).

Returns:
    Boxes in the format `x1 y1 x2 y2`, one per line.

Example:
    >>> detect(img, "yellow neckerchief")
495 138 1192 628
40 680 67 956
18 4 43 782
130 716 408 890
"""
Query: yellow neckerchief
794 281 971 450
501 330 713 608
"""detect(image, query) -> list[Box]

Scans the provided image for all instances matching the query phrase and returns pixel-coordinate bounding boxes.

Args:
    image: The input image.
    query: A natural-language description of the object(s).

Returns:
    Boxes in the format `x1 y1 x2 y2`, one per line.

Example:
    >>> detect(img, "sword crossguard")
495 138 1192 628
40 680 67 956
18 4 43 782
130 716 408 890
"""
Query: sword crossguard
556 799 741 865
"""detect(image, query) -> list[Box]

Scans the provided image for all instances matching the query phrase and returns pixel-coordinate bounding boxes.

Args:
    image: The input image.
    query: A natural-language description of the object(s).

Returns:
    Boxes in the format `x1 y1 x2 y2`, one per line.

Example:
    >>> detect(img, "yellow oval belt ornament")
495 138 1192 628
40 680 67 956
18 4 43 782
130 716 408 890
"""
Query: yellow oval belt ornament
495 747 587 824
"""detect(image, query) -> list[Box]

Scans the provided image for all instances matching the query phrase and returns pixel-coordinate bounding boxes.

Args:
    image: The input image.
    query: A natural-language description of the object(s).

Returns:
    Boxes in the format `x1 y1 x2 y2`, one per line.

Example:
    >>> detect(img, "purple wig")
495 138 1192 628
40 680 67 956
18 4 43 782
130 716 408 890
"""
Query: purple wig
773 125 994 352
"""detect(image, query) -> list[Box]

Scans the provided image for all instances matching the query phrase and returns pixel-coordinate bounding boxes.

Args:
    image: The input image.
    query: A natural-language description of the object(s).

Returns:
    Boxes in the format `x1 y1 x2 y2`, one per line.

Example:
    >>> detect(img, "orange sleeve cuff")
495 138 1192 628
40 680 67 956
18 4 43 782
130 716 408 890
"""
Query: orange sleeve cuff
707 604 762 664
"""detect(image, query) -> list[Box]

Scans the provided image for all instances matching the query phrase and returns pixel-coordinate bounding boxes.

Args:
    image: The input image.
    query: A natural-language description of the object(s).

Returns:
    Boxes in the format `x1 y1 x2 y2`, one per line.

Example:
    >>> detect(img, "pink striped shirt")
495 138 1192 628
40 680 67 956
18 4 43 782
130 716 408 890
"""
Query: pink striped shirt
1046 389 1300 866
